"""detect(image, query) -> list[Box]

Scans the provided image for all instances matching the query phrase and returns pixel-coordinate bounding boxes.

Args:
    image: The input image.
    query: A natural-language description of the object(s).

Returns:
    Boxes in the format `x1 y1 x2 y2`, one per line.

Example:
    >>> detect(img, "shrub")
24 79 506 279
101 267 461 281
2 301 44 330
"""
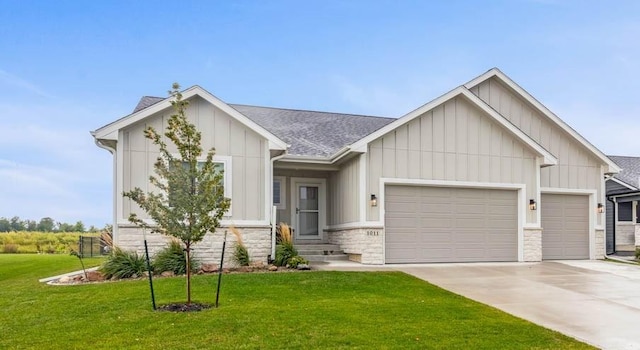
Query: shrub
635 247 640 260
230 226 250 266
100 247 147 279
274 243 298 267
286 255 308 269
274 223 297 267
2 244 18 253
153 240 198 275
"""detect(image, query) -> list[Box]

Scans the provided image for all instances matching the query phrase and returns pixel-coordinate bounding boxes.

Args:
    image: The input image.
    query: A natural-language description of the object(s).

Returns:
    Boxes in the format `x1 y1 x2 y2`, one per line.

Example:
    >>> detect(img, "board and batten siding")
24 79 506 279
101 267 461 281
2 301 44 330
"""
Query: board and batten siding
328 156 360 226
367 96 539 222
470 78 603 190
121 96 267 221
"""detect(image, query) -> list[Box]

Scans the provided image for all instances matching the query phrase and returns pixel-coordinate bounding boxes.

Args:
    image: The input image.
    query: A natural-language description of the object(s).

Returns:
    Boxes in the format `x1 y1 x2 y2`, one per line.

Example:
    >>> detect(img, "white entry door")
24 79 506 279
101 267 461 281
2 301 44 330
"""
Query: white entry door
291 178 326 241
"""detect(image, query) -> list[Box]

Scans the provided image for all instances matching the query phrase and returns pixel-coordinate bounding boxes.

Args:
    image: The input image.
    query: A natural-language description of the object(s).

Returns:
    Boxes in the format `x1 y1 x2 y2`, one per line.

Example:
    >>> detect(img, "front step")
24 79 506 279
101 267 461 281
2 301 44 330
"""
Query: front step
296 244 349 262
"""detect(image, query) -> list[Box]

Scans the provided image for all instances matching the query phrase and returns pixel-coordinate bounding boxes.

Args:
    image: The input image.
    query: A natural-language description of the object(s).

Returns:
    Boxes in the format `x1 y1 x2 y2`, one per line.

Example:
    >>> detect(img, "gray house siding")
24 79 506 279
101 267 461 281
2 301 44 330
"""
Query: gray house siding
328 156 360 226
366 96 538 223
470 78 604 225
121 96 268 222
605 180 630 253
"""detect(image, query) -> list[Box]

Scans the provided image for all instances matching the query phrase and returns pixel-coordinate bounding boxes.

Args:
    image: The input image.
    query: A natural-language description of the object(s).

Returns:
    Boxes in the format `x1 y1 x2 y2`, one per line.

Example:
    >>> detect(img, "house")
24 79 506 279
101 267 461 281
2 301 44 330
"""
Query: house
92 68 620 265
605 155 640 254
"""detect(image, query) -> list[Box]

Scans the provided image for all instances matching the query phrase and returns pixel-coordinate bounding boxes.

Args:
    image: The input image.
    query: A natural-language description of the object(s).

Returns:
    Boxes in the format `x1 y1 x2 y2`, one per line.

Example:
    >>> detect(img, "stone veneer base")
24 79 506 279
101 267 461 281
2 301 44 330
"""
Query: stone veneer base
115 225 272 266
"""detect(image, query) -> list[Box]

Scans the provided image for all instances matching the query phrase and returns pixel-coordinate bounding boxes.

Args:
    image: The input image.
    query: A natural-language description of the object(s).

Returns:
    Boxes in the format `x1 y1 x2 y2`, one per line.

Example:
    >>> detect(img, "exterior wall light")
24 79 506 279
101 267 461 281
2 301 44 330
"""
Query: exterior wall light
597 203 604 213
529 199 537 211
370 194 378 207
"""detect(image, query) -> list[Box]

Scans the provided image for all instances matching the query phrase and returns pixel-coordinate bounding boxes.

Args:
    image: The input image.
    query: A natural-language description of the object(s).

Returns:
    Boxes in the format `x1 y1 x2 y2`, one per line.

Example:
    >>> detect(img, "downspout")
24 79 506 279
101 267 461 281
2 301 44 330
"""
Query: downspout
270 152 288 260
606 196 616 256
93 137 117 243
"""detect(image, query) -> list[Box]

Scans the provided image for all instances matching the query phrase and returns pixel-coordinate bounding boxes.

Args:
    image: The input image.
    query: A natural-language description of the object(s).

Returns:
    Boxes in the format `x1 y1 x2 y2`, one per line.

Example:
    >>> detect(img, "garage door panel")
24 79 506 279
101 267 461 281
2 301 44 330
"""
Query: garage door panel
541 194 589 260
385 186 518 263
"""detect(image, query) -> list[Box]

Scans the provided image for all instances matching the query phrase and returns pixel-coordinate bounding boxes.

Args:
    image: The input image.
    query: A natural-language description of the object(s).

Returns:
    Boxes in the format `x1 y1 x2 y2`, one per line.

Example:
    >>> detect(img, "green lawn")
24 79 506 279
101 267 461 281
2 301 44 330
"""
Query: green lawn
0 255 593 349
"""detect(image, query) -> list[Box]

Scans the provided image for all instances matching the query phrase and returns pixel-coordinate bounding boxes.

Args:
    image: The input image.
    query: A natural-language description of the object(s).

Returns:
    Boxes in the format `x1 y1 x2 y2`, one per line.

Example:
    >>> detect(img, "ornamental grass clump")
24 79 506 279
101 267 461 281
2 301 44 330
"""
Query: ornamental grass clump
154 240 198 275
230 226 250 266
100 247 147 279
274 223 298 267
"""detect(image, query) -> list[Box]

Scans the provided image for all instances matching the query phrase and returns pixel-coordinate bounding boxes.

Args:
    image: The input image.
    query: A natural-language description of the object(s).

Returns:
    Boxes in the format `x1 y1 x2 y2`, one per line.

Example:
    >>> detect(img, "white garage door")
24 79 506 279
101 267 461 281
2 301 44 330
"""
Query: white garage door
385 186 518 263
541 194 589 260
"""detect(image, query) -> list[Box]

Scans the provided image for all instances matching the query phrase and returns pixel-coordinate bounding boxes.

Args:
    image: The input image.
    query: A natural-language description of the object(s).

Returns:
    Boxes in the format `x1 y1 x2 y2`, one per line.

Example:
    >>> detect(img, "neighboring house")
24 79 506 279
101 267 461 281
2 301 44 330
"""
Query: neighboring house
92 68 620 265
605 155 640 254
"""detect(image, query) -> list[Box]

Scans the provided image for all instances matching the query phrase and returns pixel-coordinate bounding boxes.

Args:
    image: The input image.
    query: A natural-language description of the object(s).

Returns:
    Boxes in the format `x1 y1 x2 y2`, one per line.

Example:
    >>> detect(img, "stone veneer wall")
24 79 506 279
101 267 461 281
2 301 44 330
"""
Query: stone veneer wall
116 225 272 266
327 227 384 265
635 225 640 248
523 228 542 261
616 223 635 245
594 229 605 259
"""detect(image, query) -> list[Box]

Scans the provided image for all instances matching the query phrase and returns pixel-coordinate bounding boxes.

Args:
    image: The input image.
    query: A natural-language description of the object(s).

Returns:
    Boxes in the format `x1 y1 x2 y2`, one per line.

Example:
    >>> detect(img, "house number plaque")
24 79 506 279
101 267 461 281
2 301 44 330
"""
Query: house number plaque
366 230 380 236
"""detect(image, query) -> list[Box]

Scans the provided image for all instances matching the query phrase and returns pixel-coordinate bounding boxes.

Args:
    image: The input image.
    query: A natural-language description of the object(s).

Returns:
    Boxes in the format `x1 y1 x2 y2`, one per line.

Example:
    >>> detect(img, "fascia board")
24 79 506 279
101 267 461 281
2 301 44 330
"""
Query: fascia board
460 89 558 166
349 87 465 151
92 86 288 151
607 176 638 191
348 86 557 166
195 86 288 150
465 68 620 173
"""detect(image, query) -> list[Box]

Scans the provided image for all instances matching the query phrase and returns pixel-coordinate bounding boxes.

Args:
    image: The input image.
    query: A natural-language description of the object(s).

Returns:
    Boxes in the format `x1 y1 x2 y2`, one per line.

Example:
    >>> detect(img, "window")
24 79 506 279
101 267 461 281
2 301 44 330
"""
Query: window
168 156 232 216
618 202 632 222
273 176 286 209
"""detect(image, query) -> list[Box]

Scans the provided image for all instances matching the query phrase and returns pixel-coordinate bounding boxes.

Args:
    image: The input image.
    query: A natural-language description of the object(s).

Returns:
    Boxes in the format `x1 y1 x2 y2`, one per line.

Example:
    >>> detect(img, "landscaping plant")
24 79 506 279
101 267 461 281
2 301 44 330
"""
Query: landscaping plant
123 83 230 306
154 240 198 275
100 247 147 279
230 226 250 266
274 223 298 267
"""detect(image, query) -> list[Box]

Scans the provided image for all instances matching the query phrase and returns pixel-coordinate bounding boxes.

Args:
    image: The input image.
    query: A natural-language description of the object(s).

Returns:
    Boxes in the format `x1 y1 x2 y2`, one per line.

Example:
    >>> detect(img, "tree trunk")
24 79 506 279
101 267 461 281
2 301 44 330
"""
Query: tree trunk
185 244 191 304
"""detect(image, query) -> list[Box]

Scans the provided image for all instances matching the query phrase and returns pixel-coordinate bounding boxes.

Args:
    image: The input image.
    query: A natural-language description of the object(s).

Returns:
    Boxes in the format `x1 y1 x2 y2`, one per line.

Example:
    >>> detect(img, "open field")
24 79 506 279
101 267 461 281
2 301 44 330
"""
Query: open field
0 232 98 254
0 254 593 349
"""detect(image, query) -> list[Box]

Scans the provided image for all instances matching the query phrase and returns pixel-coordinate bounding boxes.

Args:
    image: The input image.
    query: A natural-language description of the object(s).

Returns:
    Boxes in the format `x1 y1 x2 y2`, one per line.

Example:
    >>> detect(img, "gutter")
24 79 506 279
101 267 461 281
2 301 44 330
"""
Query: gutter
93 137 118 242
270 151 287 260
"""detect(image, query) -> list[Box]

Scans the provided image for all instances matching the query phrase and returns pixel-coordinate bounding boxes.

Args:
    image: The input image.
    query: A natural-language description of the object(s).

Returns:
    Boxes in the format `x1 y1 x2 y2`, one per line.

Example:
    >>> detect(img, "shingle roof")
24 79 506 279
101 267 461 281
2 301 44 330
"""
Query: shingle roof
608 155 640 188
229 104 395 157
131 95 395 157
133 96 164 113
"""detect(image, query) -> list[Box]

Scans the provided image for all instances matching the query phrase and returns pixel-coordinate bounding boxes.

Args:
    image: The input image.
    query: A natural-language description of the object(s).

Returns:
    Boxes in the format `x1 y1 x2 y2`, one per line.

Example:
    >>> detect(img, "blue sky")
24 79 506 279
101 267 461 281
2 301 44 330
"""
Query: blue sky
1 0 639 228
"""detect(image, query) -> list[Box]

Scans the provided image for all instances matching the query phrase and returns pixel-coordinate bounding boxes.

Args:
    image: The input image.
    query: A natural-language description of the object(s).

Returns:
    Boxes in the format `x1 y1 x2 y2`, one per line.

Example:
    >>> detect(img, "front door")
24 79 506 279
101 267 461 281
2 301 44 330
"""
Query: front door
292 178 325 241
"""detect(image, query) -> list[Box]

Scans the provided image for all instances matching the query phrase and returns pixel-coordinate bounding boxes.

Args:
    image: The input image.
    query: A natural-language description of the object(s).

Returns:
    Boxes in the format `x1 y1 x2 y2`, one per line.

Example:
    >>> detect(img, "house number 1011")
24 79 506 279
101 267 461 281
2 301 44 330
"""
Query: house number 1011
367 230 380 236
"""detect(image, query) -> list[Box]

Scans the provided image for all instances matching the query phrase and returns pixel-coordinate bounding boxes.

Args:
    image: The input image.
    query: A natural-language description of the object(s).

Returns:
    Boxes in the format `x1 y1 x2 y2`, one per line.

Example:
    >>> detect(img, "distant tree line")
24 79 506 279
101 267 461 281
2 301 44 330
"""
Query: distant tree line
0 216 103 233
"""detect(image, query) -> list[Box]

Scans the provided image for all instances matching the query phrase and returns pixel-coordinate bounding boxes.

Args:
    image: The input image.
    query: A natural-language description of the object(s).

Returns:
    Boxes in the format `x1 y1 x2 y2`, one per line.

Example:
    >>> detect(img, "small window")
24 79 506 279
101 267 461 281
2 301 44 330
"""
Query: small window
273 176 286 210
618 202 632 222
636 202 640 224
168 156 232 216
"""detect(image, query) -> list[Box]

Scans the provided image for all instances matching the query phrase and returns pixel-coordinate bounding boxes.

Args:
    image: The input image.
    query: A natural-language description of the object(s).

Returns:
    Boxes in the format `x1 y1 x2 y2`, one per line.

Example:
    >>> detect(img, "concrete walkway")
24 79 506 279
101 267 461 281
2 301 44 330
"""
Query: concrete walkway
316 260 640 350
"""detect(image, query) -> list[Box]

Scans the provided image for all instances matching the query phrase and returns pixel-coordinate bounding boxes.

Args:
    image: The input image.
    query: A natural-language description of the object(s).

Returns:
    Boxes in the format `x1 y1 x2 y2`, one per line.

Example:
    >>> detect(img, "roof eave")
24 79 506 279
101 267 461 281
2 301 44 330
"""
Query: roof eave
465 68 618 173
92 86 288 151
349 86 557 166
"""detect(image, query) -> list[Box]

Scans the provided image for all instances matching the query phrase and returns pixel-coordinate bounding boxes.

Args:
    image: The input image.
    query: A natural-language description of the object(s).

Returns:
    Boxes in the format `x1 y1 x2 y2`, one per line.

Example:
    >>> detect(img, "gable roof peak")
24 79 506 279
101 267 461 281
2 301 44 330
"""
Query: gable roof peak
464 68 620 174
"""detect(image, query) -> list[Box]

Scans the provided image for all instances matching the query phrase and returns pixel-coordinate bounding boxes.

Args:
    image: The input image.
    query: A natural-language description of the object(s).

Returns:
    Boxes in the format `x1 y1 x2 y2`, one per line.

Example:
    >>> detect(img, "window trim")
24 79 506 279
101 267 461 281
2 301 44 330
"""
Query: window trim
273 176 286 210
213 155 232 217
171 154 232 217
617 201 633 222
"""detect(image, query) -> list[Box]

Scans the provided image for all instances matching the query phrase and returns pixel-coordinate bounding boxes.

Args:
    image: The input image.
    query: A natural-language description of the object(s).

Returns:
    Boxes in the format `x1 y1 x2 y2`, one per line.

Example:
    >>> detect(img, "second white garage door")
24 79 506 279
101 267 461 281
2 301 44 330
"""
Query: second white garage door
385 186 518 263
541 193 589 260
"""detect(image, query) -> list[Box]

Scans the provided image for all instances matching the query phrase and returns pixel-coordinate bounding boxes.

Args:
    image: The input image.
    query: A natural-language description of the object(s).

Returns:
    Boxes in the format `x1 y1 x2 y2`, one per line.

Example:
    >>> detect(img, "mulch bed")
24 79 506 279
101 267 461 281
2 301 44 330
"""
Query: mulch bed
157 303 212 312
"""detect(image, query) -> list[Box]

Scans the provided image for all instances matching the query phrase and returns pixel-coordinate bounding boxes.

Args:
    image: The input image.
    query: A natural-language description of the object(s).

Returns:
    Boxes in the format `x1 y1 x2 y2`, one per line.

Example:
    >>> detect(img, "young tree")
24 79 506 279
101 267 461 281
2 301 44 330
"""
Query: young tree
123 83 231 305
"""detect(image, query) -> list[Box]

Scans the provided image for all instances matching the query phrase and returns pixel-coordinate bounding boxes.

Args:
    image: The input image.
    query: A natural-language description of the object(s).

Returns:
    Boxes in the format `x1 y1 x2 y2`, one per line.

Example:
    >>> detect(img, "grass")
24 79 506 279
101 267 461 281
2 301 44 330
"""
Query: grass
0 255 594 349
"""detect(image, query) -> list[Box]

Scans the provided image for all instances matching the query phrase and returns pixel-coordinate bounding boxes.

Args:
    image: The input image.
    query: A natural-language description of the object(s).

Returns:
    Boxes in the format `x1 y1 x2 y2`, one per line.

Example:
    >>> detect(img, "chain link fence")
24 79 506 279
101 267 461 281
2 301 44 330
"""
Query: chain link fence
79 236 108 257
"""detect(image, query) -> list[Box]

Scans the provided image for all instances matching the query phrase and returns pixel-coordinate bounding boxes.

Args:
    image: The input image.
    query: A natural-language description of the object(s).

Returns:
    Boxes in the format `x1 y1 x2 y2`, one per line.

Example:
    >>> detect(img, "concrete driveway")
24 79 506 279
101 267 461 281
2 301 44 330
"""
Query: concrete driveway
397 261 640 350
